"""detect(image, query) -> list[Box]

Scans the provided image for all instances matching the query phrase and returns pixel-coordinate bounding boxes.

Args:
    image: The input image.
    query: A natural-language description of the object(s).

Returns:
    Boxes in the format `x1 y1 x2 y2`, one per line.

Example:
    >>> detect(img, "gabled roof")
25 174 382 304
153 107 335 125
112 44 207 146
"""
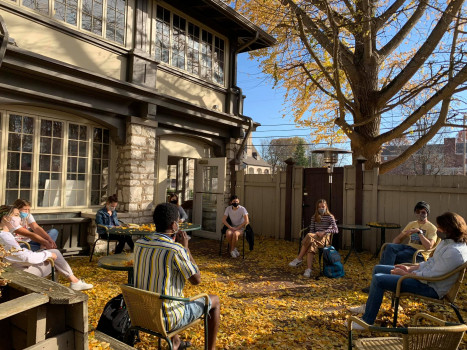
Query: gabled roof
162 0 276 52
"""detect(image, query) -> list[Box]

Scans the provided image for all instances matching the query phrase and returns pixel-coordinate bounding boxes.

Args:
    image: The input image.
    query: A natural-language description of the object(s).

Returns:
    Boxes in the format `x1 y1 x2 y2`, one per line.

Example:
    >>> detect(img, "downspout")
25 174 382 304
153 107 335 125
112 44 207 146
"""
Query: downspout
229 32 260 196
0 15 9 68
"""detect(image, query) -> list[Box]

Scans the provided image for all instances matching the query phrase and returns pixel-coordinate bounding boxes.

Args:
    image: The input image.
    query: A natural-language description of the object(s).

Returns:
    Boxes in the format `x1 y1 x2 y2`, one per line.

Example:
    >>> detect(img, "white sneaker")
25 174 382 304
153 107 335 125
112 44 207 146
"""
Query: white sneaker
349 305 366 314
289 258 303 267
351 321 366 330
70 279 93 291
230 250 238 258
303 269 312 278
233 248 240 257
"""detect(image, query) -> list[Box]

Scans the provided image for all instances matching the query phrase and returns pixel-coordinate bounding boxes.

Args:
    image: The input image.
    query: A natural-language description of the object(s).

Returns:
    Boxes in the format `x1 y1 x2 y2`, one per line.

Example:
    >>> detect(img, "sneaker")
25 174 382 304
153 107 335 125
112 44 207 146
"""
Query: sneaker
230 250 238 258
349 305 366 314
351 321 366 330
233 248 240 257
70 279 93 291
361 286 370 294
289 258 303 267
303 268 312 278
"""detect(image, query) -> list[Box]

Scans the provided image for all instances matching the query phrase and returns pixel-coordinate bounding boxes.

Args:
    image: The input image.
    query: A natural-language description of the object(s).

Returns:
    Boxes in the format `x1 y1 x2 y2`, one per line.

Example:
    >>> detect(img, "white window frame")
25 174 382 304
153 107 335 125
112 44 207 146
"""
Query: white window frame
8 0 128 45
152 2 227 86
0 107 114 212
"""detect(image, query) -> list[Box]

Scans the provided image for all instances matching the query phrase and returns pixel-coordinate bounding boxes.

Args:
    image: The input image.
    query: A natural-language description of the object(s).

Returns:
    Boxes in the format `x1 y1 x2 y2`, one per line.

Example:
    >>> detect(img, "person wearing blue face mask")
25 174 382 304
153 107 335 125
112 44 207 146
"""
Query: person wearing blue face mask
12 198 58 251
95 194 134 254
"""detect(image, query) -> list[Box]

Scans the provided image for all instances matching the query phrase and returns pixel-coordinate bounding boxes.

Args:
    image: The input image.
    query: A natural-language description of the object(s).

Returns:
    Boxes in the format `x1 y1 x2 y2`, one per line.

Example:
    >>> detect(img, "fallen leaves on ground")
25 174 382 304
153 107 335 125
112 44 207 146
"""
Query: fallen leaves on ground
65 236 467 349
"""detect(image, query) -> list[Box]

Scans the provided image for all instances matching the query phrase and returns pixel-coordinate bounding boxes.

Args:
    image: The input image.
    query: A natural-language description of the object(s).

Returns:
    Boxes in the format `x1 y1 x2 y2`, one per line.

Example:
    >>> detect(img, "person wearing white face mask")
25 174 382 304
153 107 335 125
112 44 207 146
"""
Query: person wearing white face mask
289 199 338 278
95 194 134 254
359 201 438 294
380 201 437 265
0 205 93 291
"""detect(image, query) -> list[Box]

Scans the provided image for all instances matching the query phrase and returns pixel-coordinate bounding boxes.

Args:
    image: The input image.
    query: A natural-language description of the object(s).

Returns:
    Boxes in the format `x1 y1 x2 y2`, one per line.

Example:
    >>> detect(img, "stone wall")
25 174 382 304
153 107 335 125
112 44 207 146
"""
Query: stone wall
115 119 157 224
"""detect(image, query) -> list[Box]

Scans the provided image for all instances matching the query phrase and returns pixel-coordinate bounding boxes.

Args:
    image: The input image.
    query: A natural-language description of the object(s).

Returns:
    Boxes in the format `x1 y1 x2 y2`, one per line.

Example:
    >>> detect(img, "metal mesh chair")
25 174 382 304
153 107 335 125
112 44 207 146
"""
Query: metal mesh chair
89 219 126 262
120 284 209 350
347 313 467 350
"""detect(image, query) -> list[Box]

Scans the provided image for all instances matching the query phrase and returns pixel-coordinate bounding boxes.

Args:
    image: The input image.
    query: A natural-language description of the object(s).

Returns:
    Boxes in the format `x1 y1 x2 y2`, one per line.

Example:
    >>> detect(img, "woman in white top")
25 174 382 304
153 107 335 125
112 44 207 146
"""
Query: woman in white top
0 205 93 291
222 195 249 258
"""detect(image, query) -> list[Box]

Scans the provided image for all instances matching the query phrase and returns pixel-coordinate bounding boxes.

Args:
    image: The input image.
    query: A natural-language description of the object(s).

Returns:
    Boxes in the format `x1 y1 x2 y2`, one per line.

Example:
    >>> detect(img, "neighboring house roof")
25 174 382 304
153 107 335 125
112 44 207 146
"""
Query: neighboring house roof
168 0 277 52
243 155 271 167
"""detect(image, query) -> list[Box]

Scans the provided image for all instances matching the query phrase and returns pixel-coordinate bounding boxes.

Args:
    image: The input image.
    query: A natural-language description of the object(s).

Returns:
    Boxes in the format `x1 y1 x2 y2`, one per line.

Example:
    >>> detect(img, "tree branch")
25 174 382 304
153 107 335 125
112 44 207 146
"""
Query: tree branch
376 62 467 145
380 97 451 174
378 1 428 60
378 0 465 106
374 0 406 30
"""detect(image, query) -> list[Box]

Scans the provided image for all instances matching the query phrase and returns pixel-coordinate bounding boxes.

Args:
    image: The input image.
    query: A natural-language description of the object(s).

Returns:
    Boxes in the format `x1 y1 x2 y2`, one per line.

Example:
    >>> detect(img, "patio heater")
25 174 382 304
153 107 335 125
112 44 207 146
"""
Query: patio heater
312 147 352 210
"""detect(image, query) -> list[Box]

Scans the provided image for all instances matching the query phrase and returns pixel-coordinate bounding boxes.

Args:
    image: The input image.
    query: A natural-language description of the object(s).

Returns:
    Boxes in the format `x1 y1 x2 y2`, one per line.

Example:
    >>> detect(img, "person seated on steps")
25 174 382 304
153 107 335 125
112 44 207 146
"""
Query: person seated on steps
289 199 338 278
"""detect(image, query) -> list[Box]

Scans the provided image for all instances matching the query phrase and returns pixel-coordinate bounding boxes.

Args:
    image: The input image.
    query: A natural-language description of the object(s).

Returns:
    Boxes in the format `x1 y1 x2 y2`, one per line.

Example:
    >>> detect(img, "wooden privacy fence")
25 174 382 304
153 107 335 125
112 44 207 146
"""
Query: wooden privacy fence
235 168 303 241
236 165 467 254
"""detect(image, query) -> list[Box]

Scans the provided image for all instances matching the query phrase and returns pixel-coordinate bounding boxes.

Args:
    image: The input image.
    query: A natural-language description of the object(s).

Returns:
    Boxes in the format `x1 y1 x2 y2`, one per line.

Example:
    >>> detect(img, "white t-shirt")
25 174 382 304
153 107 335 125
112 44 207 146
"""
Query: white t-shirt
0 230 51 266
224 205 248 227
9 213 36 242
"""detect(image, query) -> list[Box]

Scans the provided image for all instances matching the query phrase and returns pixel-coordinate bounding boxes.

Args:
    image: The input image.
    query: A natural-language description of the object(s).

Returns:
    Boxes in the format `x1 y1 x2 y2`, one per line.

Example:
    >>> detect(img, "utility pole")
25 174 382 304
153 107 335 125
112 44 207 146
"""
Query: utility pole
464 114 466 175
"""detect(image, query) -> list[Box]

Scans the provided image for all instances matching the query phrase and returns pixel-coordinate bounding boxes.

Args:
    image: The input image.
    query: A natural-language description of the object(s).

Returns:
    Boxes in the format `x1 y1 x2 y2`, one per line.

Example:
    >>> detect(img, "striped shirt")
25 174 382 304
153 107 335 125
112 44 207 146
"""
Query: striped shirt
133 233 199 331
310 215 338 234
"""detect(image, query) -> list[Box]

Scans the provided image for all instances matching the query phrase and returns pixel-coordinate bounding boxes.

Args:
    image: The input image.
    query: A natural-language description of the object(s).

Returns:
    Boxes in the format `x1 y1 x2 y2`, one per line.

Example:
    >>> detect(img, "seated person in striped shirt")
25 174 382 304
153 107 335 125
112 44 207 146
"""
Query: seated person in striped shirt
134 203 220 350
289 199 338 278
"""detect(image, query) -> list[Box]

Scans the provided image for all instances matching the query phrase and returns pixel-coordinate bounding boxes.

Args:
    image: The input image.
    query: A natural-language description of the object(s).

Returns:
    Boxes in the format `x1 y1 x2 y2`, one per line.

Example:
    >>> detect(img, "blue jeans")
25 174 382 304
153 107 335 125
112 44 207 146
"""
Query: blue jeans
29 228 59 251
379 243 422 265
362 265 439 325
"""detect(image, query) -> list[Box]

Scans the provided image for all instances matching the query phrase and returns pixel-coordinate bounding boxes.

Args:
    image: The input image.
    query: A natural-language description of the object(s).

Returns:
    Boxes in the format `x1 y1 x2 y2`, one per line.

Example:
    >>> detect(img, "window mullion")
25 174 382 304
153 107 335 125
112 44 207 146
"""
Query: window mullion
61 121 69 209
85 126 92 207
31 116 41 209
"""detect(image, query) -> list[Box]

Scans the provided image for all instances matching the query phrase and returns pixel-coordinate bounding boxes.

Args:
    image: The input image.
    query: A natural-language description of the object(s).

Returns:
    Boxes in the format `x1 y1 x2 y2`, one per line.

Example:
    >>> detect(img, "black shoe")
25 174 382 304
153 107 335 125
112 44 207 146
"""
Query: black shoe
361 286 370 294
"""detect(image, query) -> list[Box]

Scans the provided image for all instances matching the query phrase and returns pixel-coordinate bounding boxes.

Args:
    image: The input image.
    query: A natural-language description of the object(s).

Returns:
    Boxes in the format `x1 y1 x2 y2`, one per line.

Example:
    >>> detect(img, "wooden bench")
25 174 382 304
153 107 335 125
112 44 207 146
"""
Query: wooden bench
0 268 88 349
37 218 91 256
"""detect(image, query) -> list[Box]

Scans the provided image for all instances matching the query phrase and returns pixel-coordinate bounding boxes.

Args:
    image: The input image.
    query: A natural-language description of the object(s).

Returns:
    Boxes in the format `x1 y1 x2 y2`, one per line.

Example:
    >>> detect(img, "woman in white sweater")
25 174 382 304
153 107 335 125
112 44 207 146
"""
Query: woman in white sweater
350 211 467 328
0 205 93 291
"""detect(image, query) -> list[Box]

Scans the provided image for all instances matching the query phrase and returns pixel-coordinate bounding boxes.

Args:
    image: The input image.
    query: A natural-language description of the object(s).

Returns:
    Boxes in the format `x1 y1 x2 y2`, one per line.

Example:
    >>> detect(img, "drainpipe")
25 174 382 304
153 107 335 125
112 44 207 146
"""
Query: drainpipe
0 15 9 68
229 33 260 196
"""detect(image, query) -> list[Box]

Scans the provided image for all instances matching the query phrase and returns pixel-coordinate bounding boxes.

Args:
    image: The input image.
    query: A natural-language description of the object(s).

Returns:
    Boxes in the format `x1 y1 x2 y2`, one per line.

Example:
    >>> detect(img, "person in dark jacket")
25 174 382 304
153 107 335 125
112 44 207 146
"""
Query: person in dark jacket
96 194 134 254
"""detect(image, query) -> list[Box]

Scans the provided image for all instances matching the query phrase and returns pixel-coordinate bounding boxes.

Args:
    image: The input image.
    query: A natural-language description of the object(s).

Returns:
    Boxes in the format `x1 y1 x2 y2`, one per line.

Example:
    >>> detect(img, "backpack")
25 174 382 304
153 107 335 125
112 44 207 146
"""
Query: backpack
322 246 345 278
96 294 139 346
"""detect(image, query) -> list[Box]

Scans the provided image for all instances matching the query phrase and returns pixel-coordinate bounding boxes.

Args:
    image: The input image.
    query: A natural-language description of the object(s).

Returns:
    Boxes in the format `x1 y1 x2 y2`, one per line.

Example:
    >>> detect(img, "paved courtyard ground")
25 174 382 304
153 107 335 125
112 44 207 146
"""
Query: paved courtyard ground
66 235 467 349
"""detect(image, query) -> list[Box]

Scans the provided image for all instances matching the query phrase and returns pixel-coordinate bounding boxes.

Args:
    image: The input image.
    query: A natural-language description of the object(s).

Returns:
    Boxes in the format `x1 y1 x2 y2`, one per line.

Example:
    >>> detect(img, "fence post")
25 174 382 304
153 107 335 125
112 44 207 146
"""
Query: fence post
284 158 295 241
355 157 366 251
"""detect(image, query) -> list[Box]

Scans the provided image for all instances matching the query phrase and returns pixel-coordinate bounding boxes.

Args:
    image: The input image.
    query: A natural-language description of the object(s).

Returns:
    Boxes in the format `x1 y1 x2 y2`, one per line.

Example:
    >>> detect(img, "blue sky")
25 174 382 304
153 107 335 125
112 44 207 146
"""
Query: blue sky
236 53 314 148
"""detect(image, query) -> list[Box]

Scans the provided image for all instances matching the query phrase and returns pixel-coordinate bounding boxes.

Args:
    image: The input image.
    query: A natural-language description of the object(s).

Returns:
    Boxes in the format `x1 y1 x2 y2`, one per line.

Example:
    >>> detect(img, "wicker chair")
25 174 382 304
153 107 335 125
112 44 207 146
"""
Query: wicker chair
379 237 441 264
347 313 467 350
391 260 467 327
120 284 209 350
17 240 56 282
